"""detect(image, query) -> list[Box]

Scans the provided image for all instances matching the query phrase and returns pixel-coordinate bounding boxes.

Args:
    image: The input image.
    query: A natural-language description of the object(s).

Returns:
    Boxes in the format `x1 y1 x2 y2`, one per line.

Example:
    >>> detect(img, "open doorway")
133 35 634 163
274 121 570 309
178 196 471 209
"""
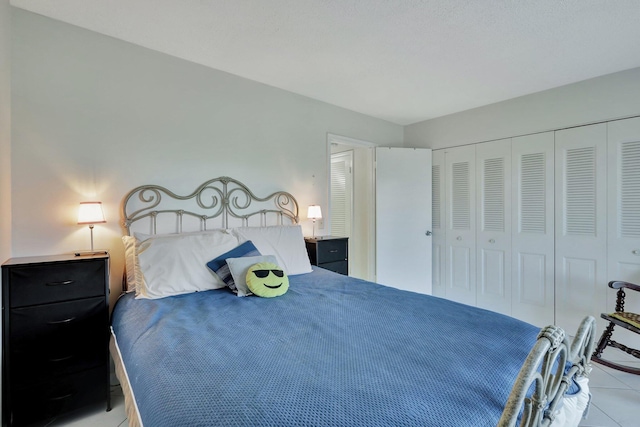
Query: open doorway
328 134 375 281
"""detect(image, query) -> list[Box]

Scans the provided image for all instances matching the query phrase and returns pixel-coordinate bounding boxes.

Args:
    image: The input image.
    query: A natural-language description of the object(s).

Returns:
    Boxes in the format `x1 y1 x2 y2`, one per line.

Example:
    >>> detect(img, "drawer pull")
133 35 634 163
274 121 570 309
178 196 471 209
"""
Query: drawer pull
49 354 74 363
329 249 338 253
46 280 75 286
48 392 74 402
47 317 76 325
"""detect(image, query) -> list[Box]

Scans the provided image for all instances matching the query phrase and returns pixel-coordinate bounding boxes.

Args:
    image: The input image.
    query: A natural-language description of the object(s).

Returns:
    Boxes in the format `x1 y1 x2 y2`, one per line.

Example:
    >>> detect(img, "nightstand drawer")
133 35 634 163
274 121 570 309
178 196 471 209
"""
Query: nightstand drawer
320 260 348 275
8 259 106 307
316 240 348 264
10 366 106 426
10 297 107 381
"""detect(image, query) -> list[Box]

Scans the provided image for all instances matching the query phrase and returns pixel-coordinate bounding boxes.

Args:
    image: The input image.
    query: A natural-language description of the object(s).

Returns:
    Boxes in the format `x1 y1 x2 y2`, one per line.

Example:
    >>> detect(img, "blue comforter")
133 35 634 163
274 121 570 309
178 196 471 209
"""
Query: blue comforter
111 267 540 426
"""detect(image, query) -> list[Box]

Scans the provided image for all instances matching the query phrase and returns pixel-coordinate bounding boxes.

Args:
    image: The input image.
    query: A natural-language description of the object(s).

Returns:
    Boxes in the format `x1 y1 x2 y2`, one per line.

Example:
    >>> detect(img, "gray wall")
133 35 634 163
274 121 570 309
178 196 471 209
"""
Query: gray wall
10 9 403 300
0 0 10 265
404 67 640 149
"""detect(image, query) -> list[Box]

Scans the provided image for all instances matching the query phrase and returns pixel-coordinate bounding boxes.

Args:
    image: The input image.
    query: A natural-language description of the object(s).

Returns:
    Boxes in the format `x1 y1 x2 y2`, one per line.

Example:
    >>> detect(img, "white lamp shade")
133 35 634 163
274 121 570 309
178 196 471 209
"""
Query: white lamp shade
307 205 322 220
78 201 106 225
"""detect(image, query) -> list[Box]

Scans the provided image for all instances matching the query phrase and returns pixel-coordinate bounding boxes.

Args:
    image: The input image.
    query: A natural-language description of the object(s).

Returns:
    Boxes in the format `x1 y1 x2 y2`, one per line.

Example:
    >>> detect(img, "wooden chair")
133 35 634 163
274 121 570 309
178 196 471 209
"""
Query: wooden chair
592 280 640 374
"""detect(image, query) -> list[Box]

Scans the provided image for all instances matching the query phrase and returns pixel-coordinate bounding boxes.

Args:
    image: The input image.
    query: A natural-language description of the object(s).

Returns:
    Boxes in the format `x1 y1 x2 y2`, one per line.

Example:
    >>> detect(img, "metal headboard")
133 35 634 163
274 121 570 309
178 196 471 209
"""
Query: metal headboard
122 176 299 235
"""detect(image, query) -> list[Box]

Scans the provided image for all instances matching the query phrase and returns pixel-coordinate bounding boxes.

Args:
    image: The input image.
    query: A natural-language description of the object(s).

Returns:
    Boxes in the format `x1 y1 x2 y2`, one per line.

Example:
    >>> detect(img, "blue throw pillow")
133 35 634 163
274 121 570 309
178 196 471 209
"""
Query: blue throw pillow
206 241 260 293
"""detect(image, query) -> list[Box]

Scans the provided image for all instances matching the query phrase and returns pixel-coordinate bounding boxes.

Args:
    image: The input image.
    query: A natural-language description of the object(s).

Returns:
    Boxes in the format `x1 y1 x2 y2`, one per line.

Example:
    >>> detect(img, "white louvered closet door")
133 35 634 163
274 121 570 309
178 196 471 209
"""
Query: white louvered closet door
432 150 446 297
555 124 607 334
511 133 555 327
445 145 476 306
330 152 353 239
608 117 640 323
476 139 512 316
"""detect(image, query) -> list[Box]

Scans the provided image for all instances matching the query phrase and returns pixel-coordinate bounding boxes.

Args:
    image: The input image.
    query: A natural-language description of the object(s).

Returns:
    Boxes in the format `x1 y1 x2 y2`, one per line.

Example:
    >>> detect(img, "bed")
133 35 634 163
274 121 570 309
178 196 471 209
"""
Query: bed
110 177 596 427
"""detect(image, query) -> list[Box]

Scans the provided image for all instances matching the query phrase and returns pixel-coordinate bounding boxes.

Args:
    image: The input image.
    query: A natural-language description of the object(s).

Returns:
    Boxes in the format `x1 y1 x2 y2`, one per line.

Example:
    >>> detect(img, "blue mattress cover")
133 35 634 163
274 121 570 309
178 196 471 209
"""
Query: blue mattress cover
111 267 541 426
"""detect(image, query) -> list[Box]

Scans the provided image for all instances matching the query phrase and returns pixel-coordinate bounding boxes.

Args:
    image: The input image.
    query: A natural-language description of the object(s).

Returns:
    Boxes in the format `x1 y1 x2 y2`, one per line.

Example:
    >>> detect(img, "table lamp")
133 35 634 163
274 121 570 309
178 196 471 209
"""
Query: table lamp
307 205 322 238
77 201 107 255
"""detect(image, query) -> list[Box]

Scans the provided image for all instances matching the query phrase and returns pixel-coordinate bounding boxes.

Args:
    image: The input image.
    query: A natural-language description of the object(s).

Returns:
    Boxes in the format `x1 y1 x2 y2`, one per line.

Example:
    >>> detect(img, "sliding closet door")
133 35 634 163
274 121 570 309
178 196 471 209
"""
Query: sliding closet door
445 145 476 306
608 117 640 308
432 150 446 298
555 124 607 334
511 133 555 327
476 139 512 316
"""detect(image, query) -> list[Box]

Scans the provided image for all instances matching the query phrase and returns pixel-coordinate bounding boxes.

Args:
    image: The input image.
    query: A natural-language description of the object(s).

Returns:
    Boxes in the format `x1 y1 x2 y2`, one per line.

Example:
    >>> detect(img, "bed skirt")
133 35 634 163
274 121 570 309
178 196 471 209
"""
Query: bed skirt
110 329 144 427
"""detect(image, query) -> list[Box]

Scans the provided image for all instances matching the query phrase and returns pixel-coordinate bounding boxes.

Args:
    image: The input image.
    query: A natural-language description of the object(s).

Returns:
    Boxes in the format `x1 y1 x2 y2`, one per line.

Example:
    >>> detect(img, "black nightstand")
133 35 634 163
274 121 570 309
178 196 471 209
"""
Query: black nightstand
1 253 110 426
305 236 349 275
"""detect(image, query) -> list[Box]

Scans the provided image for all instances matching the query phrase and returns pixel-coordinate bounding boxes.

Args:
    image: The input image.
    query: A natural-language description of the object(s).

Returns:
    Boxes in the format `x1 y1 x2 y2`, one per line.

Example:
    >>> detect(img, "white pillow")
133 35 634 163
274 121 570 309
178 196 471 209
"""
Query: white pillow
124 230 232 294
231 225 312 275
134 230 240 299
121 235 139 293
226 255 278 297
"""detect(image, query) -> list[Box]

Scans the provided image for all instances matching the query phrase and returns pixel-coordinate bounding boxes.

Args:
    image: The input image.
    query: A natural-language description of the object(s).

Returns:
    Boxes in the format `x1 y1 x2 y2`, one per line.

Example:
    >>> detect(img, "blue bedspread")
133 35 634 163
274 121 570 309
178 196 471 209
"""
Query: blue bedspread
111 267 540 426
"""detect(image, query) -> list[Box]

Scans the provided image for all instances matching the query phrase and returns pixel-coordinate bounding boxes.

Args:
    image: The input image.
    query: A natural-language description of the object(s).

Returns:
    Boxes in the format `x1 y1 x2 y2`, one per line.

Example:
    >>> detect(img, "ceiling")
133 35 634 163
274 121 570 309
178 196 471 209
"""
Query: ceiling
10 0 640 125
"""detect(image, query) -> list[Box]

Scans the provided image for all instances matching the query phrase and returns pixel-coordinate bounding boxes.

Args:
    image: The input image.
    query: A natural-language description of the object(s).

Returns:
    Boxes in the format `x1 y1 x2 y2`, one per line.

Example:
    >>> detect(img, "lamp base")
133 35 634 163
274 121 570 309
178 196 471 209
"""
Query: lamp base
74 250 108 257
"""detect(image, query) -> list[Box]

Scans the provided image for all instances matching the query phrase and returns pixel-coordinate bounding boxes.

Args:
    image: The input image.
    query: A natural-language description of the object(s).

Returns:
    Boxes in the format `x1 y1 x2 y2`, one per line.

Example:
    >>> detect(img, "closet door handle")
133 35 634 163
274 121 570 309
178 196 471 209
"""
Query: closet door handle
489 239 495 244
632 250 640 256
456 236 462 241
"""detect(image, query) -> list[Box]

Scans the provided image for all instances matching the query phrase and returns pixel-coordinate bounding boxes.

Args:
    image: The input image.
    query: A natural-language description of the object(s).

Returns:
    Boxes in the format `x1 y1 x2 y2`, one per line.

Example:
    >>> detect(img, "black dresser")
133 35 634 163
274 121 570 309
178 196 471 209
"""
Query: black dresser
305 236 349 275
1 253 110 426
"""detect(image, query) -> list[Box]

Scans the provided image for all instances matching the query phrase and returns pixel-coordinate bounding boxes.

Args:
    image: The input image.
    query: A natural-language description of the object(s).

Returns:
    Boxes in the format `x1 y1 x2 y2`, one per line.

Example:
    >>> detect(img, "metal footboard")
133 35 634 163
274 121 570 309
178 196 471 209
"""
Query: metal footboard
499 316 596 427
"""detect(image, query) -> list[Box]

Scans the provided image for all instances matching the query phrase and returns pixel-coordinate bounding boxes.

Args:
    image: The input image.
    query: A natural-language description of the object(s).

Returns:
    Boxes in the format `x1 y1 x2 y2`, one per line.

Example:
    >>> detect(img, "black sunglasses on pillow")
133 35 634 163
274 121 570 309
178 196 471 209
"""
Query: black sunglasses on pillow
252 269 284 278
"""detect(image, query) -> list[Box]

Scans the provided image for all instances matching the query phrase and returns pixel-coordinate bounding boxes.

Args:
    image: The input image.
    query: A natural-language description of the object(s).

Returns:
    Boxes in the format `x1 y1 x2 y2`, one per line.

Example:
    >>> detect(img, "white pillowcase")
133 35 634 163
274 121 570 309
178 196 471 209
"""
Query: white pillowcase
122 235 143 293
231 225 312 275
226 255 278 297
133 230 240 299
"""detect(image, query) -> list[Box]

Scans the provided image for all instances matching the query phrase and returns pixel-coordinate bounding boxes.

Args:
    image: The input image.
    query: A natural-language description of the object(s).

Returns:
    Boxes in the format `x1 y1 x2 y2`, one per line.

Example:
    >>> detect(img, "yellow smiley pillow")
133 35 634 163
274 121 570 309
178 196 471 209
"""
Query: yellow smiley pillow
246 262 289 298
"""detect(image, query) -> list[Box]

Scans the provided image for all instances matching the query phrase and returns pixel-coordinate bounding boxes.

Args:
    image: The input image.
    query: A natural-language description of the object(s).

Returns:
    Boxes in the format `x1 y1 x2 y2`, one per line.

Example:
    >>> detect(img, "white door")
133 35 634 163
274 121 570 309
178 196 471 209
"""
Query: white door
555 124 608 334
444 145 477 306
476 139 512 316
431 150 446 297
375 147 432 294
511 133 555 327
608 118 640 327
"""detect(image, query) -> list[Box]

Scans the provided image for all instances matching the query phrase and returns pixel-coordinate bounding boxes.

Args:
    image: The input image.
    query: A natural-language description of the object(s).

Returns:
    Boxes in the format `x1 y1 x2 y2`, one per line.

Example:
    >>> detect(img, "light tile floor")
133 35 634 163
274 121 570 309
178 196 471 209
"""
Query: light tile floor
578 347 640 427
47 349 640 427
45 384 127 427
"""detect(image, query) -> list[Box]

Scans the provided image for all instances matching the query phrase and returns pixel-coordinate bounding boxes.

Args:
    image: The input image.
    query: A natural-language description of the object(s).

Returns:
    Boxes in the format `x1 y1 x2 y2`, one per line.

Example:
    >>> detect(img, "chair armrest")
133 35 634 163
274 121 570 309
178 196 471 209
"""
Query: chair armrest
608 281 640 293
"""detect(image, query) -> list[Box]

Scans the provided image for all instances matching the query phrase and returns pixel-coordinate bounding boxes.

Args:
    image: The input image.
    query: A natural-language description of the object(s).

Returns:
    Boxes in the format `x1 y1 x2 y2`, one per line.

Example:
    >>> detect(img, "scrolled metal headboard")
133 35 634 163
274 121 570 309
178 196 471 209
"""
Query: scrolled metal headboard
122 176 299 235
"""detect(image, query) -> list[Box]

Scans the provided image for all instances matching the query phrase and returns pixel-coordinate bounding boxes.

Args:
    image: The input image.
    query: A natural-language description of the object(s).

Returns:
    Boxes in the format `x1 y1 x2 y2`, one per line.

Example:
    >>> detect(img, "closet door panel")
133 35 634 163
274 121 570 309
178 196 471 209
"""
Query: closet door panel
608 118 640 330
432 150 446 297
476 139 511 315
511 133 555 327
445 145 476 306
555 124 607 334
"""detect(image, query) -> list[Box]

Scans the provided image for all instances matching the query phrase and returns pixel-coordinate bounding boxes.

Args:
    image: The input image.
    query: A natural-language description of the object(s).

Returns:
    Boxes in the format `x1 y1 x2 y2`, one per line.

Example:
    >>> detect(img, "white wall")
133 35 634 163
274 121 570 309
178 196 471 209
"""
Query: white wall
0 0 10 265
11 9 403 303
404 67 640 149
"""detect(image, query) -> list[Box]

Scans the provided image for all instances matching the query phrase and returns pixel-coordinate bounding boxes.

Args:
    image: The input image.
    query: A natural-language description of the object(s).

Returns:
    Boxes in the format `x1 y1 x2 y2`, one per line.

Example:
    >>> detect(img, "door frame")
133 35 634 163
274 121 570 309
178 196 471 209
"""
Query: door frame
327 133 376 280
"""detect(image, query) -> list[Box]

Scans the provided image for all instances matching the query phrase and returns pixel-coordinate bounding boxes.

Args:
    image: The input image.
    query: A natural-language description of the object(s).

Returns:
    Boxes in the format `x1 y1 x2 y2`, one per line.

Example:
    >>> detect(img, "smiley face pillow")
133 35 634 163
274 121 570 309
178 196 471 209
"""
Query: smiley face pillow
246 262 289 298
